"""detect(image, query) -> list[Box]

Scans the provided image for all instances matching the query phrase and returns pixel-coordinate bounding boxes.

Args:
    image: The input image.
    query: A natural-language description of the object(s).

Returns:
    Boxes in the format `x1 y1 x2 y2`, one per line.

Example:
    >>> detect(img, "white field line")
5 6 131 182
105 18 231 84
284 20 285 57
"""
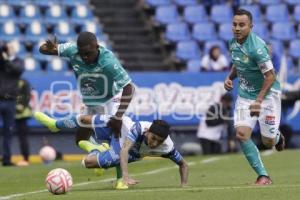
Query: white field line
0 157 262 200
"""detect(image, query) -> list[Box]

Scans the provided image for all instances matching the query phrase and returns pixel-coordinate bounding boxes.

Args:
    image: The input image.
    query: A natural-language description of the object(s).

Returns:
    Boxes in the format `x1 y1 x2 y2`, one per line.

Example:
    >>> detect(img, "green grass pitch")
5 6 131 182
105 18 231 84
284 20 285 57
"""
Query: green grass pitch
0 150 299 200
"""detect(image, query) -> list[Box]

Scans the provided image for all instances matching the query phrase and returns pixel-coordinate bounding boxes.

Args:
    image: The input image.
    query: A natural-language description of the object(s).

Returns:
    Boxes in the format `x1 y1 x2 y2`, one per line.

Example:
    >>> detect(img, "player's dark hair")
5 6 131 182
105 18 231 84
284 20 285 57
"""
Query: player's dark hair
234 9 253 23
221 93 233 102
149 120 170 140
77 31 97 47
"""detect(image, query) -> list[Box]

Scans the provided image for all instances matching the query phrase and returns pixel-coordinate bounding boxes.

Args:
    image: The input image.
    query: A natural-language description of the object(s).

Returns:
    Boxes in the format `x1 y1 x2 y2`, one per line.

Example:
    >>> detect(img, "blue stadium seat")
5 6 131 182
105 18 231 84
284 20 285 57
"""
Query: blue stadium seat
24 56 41 71
31 0 59 8
44 4 68 25
61 0 88 8
286 0 300 5
71 4 94 25
268 40 284 56
183 5 208 24
289 40 300 59
298 24 300 37
145 0 172 7
187 59 201 72
175 40 201 61
53 21 77 43
47 57 69 71
294 5 300 22
11 40 27 59
24 21 48 42
173 0 198 6
80 21 104 38
0 21 21 41
218 23 233 41
165 22 191 42
265 4 289 23
154 5 180 25
252 23 269 40
192 23 217 42
203 40 227 55
240 5 262 22
210 4 233 24
19 4 42 25
0 4 16 23
6 0 31 7
271 22 296 41
259 0 281 5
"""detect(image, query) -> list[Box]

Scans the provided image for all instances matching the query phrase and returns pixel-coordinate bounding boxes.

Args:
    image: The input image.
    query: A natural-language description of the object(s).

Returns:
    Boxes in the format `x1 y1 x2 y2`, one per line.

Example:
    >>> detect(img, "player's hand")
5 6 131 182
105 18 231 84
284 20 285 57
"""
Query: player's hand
249 100 261 117
123 177 140 186
224 77 233 91
45 36 58 51
107 116 122 138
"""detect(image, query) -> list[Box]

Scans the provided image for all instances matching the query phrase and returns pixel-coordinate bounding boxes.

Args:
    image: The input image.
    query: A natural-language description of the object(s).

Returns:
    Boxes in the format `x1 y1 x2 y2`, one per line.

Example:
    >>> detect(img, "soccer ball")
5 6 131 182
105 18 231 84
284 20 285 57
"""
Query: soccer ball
39 146 56 163
45 168 73 195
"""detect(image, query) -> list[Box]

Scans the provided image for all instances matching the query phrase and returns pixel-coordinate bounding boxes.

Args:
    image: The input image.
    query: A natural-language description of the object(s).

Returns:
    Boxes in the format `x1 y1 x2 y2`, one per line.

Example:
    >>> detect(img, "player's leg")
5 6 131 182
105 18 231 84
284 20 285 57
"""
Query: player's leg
34 111 94 132
234 97 270 184
259 92 285 150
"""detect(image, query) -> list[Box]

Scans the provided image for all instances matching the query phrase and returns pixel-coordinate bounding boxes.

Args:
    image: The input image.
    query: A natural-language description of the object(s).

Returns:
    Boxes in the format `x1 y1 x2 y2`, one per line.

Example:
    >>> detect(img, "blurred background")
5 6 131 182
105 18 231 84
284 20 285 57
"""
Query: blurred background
1 0 300 165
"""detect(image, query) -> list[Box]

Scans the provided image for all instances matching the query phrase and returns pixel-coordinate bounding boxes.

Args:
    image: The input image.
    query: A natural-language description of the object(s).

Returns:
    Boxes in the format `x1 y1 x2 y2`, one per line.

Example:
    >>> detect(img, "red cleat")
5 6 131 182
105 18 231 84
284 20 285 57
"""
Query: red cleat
254 176 273 185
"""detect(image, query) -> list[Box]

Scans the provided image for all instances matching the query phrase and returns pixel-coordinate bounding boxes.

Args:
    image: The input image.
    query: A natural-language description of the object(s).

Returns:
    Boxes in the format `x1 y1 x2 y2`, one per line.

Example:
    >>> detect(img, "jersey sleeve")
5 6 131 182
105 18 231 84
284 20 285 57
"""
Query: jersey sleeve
161 148 184 165
126 122 142 143
253 45 274 73
57 42 77 58
102 56 132 90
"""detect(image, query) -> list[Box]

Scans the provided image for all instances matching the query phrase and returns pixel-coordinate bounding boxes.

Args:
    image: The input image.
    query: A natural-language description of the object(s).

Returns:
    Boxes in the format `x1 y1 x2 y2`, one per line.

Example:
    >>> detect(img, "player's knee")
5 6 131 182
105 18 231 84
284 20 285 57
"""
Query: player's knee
236 130 249 142
262 137 276 148
82 156 97 168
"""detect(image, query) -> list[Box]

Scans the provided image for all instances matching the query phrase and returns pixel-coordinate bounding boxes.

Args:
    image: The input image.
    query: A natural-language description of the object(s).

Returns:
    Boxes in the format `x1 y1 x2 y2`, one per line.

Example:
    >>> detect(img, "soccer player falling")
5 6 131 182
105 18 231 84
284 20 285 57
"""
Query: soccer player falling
224 9 285 185
34 112 189 189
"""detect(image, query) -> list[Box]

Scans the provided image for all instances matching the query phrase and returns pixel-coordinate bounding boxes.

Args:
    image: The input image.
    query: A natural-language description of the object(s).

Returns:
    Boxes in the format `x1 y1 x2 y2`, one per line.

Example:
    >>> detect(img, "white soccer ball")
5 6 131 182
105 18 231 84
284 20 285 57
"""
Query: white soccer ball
45 168 73 195
39 146 56 163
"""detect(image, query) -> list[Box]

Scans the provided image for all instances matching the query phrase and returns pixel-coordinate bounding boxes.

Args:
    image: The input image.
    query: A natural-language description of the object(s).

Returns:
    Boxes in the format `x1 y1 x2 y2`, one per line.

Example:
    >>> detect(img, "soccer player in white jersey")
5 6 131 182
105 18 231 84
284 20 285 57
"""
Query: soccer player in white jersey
34 111 189 189
224 9 285 185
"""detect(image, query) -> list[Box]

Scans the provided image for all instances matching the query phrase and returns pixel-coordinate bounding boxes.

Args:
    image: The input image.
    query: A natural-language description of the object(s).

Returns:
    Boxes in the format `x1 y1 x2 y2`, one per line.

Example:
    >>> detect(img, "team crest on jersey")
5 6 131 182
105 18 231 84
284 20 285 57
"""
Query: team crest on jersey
243 55 249 63
265 115 275 125
73 65 79 71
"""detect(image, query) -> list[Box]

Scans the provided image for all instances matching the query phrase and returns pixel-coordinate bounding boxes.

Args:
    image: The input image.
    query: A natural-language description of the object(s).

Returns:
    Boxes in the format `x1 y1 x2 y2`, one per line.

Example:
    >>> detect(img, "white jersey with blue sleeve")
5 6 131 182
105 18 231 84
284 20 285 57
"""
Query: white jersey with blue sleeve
126 121 184 165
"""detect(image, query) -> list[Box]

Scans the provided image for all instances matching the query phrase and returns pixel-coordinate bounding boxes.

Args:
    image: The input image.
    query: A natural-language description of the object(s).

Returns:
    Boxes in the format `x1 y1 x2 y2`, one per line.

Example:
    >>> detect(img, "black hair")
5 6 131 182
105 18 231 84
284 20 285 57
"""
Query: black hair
77 31 97 47
234 9 253 23
209 45 220 60
149 120 170 140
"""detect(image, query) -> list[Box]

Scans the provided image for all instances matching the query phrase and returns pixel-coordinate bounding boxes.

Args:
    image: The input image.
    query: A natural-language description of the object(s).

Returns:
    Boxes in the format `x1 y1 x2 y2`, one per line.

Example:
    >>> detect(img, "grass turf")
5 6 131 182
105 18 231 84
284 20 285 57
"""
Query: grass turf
0 150 299 200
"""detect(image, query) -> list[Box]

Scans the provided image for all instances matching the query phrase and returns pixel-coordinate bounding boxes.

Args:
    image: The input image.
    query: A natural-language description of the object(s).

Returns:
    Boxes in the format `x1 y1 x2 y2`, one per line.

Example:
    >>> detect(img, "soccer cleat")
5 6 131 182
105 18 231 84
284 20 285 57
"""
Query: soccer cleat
254 175 273 185
78 140 110 153
94 168 105 176
115 179 129 190
33 112 60 132
275 133 285 151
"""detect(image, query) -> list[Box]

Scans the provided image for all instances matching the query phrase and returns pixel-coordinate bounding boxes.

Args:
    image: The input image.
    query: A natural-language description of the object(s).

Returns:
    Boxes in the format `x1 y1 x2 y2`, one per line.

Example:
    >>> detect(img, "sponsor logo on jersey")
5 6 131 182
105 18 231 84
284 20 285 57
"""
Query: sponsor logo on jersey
265 115 275 125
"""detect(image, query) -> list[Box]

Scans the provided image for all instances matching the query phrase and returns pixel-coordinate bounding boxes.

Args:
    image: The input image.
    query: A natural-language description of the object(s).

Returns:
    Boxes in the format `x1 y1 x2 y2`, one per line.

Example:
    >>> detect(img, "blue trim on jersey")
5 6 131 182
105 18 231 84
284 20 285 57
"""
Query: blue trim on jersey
93 115 111 141
127 122 142 142
162 148 183 165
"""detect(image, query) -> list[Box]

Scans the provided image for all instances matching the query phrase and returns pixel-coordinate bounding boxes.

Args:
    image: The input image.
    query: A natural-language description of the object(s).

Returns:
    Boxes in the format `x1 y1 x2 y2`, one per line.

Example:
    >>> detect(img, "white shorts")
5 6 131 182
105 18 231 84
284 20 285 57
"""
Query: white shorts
234 90 281 139
82 92 122 115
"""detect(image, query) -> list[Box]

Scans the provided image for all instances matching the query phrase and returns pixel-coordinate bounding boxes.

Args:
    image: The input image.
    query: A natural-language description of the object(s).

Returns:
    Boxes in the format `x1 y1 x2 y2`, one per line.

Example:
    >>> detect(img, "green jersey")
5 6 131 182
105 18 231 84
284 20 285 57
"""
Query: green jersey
229 32 280 100
58 43 131 105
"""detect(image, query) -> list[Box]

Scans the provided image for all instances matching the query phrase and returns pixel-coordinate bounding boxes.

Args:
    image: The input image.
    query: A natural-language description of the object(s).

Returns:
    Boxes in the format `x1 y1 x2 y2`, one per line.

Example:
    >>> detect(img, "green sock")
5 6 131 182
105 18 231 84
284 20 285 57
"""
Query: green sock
240 139 268 177
116 166 122 179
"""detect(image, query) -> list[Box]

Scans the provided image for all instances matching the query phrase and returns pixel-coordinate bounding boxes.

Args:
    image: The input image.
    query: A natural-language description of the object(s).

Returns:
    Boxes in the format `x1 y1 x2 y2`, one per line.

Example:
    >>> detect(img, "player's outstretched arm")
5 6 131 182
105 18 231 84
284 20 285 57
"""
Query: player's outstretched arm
178 159 189 187
120 139 139 186
224 65 237 91
39 37 58 55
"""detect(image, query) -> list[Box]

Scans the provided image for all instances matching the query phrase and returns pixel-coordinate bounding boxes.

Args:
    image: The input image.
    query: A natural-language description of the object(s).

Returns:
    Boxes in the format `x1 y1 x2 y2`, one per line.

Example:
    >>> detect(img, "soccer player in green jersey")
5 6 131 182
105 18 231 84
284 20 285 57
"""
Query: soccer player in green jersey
39 32 135 189
224 9 285 185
